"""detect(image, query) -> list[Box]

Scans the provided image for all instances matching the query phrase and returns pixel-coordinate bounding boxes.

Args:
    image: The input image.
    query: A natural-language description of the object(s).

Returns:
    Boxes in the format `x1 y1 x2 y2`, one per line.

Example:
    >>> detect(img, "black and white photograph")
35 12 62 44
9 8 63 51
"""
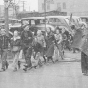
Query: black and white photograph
0 0 88 88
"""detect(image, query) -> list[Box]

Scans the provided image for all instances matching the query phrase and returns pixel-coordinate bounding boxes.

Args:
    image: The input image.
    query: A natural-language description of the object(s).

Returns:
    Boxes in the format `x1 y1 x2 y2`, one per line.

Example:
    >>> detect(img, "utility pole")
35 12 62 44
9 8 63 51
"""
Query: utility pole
21 1 26 11
11 0 20 18
44 0 46 30
13 0 15 18
44 0 46 17
4 0 9 36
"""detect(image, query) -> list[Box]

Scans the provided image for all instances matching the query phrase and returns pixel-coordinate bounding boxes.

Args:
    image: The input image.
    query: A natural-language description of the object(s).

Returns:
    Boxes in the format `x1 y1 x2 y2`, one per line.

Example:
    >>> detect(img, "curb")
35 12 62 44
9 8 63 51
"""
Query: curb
7 59 81 63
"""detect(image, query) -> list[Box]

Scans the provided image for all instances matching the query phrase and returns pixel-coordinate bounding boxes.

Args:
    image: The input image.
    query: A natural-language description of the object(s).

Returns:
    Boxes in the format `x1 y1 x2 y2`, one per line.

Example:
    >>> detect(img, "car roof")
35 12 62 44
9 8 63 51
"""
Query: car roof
46 16 67 19
0 18 19 21
22 17 45 20
65 16 81 19
80 16 88 18
10 24 21 28
46 16 81 19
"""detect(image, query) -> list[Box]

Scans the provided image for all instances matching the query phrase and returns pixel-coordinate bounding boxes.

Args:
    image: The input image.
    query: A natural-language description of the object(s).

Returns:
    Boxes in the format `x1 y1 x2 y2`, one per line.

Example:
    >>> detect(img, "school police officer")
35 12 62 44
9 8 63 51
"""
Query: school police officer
71 23 88 76
81 33 88 76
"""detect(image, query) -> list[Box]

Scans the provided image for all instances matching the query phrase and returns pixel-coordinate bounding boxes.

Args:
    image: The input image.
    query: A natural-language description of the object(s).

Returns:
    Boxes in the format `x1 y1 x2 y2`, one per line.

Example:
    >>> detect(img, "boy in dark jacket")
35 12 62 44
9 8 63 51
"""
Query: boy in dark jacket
21 25 33 71
0 29 10 72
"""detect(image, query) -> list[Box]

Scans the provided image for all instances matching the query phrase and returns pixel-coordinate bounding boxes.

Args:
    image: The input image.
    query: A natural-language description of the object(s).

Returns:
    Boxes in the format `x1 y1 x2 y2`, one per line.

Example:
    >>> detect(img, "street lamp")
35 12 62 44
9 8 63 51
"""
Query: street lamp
4 0 9 36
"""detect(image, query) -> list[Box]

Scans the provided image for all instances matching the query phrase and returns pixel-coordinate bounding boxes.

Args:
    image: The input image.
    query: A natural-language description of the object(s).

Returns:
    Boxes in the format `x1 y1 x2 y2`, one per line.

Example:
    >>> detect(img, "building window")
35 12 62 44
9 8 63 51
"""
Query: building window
57 2 60 8
63 2 66 9
57 3 61 11
47 3 50 10
46 0 54 4
42 3 44 10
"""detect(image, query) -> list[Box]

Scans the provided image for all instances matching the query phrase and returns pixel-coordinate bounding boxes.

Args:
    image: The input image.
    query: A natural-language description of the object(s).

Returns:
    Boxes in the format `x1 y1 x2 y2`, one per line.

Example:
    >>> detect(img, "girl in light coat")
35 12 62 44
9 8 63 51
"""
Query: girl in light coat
11 31 22 71
54 28 64 60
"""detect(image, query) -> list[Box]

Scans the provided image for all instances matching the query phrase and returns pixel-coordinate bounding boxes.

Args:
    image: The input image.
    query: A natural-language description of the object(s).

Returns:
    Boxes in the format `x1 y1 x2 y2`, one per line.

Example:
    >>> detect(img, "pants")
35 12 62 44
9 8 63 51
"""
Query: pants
12 51 20 69
53 46 59 61
23 47 32 67
1 49 8 69
81 52 88 73
35 52 42 66
57 44 64 59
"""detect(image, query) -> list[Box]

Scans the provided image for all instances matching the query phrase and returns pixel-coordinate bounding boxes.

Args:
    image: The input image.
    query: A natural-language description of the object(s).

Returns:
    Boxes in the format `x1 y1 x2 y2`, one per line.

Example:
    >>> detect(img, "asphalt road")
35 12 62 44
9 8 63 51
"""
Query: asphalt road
0 51 87 88
0 61 88 88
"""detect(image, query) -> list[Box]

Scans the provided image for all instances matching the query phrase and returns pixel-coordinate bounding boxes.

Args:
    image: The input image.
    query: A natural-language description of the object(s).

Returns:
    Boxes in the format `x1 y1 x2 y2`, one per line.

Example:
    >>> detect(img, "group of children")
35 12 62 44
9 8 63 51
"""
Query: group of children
0 25 71 72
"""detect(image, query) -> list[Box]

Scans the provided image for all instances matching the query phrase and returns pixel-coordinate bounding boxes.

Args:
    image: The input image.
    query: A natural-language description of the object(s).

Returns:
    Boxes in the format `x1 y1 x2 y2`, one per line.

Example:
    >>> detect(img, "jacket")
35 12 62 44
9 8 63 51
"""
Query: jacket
81 34 88 56
21 30 33 47
71 29 83 49
45 32 55 47
0 35 10 49
11 36 22 47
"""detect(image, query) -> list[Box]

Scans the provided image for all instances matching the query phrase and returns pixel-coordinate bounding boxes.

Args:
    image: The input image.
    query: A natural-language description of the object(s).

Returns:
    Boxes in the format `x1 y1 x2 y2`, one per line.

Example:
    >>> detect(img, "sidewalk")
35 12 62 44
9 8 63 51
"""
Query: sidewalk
64 50 81 62
6 50 81 63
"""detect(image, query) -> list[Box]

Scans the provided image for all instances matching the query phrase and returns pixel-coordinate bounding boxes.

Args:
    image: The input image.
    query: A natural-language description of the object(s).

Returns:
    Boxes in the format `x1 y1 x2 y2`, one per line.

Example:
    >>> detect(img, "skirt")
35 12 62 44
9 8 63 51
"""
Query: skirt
46 44 54 57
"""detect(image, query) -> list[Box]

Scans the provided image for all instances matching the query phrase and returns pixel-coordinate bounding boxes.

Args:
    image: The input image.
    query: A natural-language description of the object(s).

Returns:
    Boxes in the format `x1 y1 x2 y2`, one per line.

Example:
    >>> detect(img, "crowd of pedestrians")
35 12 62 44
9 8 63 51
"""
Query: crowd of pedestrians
0 23 87 74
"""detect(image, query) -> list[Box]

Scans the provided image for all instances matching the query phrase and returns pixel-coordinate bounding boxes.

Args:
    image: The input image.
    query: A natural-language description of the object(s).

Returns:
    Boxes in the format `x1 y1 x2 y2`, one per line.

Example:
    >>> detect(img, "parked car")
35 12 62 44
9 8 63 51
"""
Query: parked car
29 24 55 36
21 17 46 27
46 16 72 34
65 16 83 28
80 16 88 27
9 24 22 38
9 24 22 33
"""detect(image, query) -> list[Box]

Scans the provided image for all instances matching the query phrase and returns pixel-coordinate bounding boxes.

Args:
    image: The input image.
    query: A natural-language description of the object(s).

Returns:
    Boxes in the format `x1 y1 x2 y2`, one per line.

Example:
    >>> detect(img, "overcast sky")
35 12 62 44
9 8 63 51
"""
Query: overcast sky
0 0 38 11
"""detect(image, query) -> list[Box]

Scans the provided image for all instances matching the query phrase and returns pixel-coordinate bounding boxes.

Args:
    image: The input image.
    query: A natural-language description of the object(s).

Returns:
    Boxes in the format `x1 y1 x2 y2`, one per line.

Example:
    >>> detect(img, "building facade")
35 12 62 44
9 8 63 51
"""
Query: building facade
0 5 19 18
38 0 88 16
0 5 4 17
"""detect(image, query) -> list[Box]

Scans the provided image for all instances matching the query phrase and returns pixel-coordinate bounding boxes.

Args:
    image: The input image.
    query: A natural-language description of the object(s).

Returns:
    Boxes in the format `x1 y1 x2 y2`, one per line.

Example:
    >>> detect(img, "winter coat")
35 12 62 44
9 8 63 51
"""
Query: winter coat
0 35 10 49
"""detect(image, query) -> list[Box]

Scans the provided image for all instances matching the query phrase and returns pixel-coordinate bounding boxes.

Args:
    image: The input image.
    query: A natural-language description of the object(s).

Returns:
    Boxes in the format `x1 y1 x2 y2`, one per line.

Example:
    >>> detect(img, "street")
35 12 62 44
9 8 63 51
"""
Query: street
0 51 88 88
